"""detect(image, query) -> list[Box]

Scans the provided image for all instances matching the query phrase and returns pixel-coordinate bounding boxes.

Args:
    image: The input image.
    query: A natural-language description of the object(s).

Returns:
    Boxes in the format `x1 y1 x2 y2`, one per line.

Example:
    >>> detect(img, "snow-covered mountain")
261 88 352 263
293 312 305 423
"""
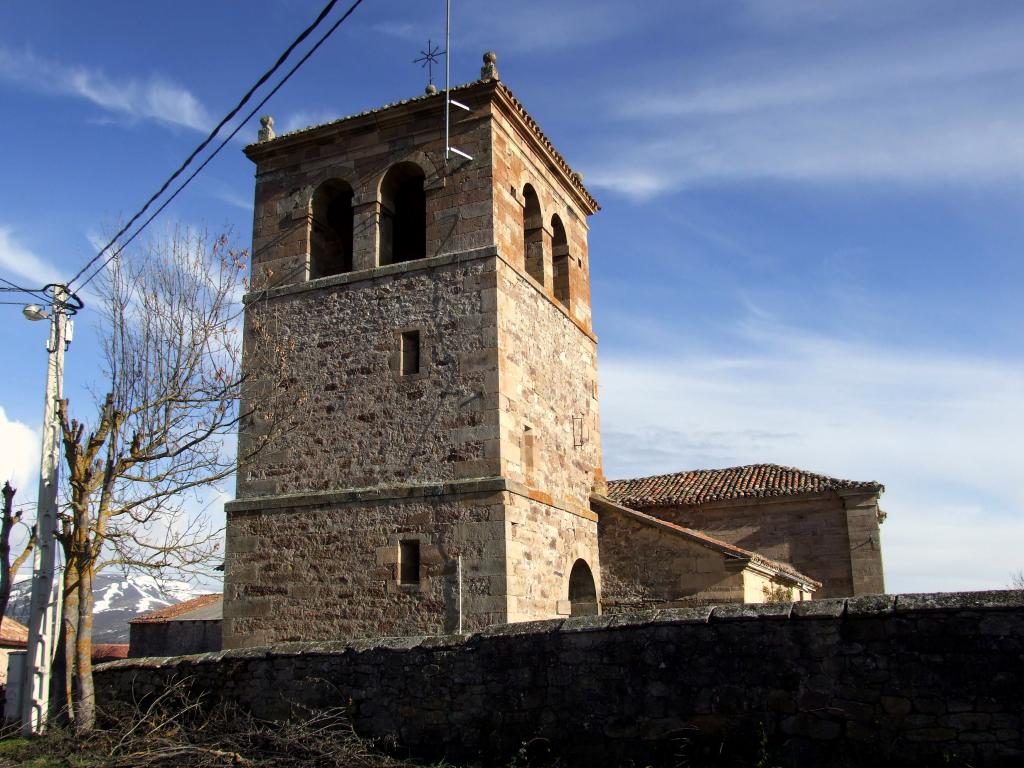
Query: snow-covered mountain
6 572 215 643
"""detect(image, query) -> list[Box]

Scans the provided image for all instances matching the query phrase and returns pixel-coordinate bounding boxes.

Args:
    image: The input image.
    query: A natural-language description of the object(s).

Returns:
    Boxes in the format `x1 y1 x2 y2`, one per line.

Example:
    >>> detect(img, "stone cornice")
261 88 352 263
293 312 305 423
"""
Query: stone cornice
241 78 599 215
242 245 498 303
227 475 597 522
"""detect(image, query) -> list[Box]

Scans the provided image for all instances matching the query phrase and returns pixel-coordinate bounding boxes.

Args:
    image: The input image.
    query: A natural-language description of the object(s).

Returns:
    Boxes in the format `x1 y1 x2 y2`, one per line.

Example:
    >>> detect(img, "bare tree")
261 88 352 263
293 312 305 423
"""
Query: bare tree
1010 570 1024 590
55 226 289 732
1 481 36 624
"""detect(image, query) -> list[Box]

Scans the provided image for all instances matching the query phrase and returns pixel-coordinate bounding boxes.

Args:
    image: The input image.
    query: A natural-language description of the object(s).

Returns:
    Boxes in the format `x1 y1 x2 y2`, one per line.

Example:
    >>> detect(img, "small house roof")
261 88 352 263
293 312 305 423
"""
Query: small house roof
92 643 129 662
607 463 883 509
0 616 29 647
130 593 223 624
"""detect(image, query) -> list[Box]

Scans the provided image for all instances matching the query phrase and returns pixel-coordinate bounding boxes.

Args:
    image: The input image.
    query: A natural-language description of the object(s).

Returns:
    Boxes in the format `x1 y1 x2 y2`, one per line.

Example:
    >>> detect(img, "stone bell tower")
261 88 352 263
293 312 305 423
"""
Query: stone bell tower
223 54 604 648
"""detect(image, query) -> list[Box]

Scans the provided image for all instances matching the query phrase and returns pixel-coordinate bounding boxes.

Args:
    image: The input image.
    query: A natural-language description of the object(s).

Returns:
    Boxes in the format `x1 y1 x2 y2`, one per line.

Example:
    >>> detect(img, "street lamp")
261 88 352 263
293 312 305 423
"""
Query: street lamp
19 285 77 735
22 305 49 322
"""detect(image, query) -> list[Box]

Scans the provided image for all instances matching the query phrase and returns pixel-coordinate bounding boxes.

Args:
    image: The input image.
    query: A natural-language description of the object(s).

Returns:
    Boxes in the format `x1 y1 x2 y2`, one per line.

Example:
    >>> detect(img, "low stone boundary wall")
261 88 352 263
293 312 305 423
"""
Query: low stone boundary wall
96 591 1024 767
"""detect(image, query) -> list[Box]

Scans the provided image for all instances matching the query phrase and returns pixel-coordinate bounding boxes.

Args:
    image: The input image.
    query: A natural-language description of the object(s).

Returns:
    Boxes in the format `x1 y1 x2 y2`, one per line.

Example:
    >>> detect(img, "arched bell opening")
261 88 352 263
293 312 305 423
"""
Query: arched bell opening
379 162 427 265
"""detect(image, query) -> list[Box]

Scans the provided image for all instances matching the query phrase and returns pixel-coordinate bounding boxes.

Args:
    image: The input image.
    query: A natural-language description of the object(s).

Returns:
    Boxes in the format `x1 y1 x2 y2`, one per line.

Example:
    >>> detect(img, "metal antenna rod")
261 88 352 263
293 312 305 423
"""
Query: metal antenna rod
444 0 451 163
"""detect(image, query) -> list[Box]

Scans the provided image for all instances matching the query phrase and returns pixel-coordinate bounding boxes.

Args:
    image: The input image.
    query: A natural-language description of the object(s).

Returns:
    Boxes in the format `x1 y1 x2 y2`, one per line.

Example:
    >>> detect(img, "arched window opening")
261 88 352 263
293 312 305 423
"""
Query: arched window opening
522 184 544 284
551 214 570 308
568 559 598 617
310 179 354 279
380 163 426 265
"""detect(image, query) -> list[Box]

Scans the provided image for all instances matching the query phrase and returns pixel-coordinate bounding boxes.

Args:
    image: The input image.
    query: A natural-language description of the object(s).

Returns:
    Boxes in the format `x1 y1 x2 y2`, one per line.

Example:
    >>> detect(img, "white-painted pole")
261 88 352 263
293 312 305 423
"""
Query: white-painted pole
21 287 68 734
457 554 463 634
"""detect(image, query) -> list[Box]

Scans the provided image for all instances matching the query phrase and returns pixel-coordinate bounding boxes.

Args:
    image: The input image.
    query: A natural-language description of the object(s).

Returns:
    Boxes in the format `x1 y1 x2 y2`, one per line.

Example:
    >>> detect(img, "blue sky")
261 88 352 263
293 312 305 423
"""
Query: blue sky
1 0 1023 594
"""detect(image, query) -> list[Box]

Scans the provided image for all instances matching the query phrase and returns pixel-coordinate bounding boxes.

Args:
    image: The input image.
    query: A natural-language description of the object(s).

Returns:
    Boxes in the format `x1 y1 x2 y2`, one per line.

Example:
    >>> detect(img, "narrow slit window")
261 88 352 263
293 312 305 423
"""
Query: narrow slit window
400 330 421 376
400 540 421 585
522 426 535 482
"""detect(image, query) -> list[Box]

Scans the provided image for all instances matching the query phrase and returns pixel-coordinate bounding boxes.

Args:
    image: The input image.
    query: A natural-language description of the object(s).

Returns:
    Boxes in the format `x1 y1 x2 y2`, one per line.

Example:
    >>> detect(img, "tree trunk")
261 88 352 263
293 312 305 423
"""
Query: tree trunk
0 482 15 621
61 560 80 719
73 557 95 732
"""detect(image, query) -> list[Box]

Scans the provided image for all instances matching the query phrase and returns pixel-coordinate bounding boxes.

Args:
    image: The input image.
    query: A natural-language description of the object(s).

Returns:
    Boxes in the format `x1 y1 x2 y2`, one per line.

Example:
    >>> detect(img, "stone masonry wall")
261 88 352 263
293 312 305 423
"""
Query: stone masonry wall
646 491 884 598
97 591 1024 767
238 255 500 498
223 483 510 648
495 258 601 512
504 491 599 622
129 620 222 659
599 504 747 610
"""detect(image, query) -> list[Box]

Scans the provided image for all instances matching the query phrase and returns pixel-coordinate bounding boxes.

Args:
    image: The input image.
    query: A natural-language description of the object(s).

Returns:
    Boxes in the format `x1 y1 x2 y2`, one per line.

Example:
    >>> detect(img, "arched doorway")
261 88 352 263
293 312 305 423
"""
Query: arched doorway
568 558 598 617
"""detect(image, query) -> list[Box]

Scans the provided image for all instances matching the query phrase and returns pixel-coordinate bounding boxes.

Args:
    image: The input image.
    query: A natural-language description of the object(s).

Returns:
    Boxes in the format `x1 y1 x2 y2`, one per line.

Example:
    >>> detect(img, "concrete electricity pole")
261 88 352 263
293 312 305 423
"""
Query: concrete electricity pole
20 286 74 734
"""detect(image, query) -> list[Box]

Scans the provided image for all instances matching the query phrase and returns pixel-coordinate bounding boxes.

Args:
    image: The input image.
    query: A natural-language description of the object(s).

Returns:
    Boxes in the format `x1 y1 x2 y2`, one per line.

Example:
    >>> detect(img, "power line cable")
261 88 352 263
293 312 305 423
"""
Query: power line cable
66 0 358 291
0 277 49 303
73 0 367 293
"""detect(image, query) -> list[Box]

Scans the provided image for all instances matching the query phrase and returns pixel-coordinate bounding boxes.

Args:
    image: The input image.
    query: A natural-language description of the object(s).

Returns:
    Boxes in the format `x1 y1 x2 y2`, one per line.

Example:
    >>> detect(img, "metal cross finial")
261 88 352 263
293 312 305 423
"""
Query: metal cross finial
414 39 444 89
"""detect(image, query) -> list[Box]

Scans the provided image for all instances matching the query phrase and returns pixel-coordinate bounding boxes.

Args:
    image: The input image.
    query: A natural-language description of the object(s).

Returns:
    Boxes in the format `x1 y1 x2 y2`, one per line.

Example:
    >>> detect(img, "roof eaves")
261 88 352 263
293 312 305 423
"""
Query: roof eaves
129 593 223 624
241 79 600 212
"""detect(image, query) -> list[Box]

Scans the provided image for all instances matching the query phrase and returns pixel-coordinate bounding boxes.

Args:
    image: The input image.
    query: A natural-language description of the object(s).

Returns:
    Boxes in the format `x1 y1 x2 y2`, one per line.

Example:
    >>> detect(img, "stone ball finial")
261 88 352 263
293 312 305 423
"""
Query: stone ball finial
480 51 499 81
425 83 438 95
258 115 275 143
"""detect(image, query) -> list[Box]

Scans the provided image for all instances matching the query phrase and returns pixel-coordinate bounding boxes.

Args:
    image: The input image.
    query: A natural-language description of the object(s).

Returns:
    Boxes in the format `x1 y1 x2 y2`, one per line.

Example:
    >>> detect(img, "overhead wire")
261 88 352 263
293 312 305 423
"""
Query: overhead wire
73 0 367 294
67 0 365 292
0 277 50 303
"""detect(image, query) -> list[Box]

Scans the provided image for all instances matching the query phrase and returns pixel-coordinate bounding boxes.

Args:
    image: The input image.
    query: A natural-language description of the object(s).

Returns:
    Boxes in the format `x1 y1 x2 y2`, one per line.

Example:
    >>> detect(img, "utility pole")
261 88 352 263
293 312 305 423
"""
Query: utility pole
20 286 73 734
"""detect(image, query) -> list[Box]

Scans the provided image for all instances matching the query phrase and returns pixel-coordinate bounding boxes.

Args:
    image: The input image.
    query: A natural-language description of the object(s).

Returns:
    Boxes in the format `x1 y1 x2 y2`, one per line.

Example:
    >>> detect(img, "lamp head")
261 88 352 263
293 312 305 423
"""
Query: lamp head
22 304 49 322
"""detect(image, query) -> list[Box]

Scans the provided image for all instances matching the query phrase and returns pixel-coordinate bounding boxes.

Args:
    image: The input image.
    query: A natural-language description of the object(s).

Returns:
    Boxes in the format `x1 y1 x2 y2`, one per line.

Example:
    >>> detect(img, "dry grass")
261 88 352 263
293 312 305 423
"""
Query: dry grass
0 683 421 768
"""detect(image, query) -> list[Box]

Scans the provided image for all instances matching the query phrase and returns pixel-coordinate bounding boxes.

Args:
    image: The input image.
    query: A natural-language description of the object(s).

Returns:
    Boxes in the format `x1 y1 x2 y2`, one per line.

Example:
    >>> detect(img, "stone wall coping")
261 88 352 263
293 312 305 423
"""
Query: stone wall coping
98 590 1024 672
243 245 499 304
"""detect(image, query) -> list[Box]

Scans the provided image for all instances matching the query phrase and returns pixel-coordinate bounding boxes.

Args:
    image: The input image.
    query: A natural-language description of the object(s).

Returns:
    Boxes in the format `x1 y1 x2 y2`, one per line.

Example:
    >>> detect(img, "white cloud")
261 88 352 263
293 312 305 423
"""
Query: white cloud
599 318 1024 593
0 226 64 287
0 407 38 496
280 110 339 135
586 13 1024 196
0 46 210 132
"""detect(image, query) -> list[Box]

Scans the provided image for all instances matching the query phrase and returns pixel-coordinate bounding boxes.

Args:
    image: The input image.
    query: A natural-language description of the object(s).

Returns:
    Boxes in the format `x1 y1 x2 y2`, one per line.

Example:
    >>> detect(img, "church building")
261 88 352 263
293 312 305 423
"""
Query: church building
222 54 885 648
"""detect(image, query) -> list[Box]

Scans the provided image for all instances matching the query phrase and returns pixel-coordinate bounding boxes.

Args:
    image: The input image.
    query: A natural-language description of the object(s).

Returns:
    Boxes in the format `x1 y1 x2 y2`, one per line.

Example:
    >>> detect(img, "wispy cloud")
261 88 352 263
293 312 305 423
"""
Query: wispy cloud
201 180 254 213
279 109 339 135
0 225 64 287
599 315 1024 592
586 11 1024 197
374 0 652 54
0 46 210 132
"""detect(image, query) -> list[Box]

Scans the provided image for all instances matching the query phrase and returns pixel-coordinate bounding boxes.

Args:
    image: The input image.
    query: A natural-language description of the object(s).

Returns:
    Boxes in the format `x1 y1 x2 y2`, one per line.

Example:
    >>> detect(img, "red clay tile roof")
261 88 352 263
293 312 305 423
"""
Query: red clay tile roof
129 593 222 624
591 495 821 588
607 464 883 509
0 616 28 647
92 643 129 662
